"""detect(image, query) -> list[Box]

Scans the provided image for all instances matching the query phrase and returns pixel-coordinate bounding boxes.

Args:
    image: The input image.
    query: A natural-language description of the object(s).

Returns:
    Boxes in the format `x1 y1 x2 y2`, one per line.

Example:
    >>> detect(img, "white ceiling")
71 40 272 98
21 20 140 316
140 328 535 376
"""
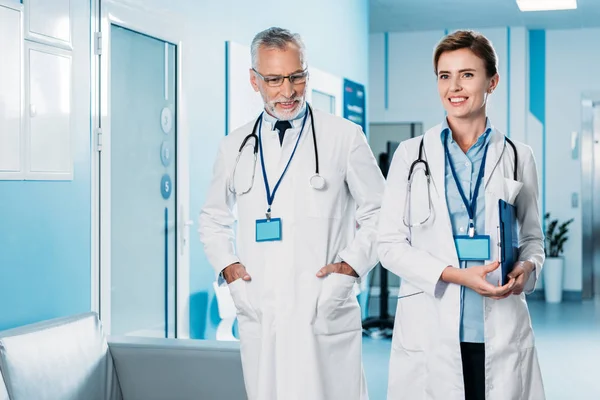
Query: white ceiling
370 0 600 32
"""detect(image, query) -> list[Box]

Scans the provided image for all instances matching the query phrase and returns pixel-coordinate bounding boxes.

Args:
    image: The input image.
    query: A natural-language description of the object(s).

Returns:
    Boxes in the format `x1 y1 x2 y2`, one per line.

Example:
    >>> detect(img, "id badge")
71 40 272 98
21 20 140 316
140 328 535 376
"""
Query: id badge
454 235 490 261
256 218 282 242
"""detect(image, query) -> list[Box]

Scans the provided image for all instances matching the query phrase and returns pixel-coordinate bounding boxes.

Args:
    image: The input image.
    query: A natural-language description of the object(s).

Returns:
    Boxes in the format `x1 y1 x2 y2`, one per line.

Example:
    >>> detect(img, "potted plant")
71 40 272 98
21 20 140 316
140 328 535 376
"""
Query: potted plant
543 213 574 303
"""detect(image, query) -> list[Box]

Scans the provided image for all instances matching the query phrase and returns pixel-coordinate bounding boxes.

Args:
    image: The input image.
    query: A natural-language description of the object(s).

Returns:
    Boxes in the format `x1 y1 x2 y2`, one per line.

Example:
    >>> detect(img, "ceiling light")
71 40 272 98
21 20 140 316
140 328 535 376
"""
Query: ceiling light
516 0 577 12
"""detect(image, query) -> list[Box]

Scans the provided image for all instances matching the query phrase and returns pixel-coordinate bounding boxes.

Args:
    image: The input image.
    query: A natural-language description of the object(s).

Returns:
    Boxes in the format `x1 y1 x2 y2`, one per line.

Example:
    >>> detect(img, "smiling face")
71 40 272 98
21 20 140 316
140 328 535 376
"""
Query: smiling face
249 43 308 121
436 48 499 121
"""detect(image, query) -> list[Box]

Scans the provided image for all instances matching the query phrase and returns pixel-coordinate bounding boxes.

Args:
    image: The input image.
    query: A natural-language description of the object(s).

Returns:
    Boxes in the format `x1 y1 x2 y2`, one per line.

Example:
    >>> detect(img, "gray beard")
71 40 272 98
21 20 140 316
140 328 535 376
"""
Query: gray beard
265 98 305 121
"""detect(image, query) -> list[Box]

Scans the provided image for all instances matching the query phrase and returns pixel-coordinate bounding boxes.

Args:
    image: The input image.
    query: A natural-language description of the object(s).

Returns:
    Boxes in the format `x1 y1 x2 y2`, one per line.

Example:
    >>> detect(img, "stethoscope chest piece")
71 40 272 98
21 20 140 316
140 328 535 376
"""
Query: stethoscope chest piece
310 173 326 190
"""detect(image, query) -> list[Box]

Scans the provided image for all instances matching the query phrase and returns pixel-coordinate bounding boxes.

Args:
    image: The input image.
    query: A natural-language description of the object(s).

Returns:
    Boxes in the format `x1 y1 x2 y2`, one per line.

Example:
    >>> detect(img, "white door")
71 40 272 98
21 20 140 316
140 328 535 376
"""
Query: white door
94 0 190 338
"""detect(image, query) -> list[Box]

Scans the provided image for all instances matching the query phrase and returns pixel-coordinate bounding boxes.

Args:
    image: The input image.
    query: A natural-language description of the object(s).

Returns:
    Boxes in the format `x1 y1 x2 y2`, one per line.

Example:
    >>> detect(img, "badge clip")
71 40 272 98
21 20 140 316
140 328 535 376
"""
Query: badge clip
468 219 475 237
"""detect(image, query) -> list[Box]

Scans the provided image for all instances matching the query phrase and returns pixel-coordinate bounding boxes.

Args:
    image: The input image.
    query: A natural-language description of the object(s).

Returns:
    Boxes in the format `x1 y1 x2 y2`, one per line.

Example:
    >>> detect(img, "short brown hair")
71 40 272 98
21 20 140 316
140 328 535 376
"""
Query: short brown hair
433 30 498 78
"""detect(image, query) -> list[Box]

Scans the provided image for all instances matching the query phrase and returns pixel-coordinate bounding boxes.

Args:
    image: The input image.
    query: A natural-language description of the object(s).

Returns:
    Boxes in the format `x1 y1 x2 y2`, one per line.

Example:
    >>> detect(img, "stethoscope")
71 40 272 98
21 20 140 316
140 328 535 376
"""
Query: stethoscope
403 134 518 228
230 103 324 195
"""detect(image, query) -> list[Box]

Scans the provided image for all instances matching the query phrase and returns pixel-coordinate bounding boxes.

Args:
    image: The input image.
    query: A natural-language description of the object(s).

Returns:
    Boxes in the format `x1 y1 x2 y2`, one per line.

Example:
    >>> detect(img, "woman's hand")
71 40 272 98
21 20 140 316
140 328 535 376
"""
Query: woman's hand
507 261 535 295
442 261 515 299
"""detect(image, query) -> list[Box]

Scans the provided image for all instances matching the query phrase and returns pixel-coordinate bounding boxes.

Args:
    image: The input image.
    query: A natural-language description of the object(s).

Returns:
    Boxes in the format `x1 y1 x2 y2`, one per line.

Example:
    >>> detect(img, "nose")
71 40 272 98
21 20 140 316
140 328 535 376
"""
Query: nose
449 76 462 92
280 78 295 98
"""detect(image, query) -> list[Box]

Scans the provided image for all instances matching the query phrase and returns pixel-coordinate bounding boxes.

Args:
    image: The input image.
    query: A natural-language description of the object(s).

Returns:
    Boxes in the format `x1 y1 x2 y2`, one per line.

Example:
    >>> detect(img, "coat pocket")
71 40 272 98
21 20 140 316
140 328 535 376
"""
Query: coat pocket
313 273 362 335
228 278 261 338
503 177 524 204
392 291 426 352
387 346 427 400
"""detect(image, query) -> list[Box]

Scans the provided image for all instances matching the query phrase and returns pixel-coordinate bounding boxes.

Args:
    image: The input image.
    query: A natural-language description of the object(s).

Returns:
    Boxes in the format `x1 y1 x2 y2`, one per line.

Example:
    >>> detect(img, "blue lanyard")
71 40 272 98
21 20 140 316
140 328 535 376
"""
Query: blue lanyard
444 132 489 237
258 111 309 220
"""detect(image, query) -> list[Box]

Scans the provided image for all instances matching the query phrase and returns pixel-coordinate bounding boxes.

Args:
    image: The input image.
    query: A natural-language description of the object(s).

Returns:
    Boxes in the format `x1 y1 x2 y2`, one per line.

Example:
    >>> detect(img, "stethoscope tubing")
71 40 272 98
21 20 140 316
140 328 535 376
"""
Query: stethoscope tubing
233 103 324 193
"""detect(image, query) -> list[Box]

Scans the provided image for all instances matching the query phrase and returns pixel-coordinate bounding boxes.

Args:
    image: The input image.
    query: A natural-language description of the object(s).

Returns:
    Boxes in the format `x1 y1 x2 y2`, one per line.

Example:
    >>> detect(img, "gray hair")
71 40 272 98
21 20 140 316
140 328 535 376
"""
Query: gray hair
250 27 307 69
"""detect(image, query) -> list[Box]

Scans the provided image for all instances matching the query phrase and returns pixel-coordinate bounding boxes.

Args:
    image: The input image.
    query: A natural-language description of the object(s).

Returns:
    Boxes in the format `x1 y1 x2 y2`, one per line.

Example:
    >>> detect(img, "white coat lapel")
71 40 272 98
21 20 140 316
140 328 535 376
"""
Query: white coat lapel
484 128 505 189
485 129 524 203
422 125 446 199
276 115 307 176
421 125 454 246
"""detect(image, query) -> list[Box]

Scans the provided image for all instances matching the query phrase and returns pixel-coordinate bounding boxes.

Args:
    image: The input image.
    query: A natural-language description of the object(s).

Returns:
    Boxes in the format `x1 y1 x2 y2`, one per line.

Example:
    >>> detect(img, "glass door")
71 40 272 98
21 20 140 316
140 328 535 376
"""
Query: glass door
100 23 177 338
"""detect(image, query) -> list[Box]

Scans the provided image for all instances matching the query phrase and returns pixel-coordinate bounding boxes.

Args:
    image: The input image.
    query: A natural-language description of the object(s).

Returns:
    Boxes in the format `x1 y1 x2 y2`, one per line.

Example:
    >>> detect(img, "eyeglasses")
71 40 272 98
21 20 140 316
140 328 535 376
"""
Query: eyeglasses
252 68 309 87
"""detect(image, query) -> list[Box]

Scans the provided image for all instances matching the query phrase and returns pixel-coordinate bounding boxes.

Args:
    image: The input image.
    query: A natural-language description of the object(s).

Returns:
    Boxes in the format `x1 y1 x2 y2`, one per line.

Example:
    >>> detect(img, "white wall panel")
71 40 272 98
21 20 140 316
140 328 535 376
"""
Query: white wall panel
25 0 71 48
0 4 23 178
26 43 73 179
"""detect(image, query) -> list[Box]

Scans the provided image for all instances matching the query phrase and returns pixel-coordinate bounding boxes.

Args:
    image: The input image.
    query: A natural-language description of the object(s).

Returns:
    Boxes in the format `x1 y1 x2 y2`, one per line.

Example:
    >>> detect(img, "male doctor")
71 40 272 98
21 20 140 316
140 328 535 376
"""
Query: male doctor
199 27 384 400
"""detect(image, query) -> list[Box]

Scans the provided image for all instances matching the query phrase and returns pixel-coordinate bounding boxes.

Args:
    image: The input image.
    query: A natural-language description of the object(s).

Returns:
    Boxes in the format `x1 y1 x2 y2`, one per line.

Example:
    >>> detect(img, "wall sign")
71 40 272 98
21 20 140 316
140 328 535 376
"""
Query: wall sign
343 79 366 134
160 141 172 167
161 174 172 199
161 107 173 134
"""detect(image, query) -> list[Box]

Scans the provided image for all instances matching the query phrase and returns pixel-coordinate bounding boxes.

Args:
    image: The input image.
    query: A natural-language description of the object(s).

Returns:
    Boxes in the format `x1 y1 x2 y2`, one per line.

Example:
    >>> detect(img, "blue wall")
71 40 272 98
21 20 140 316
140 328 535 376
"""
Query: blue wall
0 0 91 331
0 180 91 331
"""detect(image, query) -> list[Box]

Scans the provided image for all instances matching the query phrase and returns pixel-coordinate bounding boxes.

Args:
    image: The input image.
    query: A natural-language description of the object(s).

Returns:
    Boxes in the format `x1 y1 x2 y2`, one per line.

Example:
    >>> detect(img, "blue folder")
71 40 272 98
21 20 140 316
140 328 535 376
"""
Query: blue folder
498 199 519 285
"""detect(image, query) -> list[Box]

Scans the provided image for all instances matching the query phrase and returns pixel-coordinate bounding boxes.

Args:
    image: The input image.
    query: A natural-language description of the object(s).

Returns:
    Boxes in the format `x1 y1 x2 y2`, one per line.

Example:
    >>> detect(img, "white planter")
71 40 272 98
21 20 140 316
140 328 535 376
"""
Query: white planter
543 257 564 303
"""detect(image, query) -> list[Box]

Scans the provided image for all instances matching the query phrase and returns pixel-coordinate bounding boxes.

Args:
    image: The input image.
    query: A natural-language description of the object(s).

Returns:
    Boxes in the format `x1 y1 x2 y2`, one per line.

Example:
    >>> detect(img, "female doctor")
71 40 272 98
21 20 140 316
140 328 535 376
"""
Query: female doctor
378 30 545 400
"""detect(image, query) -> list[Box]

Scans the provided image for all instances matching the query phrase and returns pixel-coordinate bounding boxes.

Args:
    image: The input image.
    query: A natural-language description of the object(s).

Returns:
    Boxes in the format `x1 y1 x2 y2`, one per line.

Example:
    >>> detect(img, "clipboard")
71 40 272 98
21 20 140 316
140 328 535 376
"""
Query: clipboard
498 199 519 285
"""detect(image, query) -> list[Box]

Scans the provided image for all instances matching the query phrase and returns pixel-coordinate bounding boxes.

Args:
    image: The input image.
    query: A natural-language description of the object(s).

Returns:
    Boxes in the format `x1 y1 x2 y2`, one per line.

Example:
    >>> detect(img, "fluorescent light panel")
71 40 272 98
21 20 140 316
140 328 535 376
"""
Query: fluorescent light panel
516 0 577 12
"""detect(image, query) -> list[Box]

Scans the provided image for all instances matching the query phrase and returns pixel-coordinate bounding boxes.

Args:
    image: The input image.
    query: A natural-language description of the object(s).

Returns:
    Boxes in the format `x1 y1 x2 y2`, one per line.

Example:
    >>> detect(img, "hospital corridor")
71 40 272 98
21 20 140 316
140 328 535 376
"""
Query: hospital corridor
1 0 599 399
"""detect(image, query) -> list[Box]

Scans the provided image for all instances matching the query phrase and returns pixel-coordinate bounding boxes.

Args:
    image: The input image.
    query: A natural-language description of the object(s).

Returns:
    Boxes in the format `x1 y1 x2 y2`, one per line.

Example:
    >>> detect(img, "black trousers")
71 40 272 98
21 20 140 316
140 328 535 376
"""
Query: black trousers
460 342 486 400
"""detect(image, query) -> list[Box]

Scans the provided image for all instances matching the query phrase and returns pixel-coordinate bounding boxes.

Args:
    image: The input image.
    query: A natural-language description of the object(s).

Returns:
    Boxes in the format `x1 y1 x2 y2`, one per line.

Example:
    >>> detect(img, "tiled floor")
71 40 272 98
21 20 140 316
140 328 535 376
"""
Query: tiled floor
362 299 600 400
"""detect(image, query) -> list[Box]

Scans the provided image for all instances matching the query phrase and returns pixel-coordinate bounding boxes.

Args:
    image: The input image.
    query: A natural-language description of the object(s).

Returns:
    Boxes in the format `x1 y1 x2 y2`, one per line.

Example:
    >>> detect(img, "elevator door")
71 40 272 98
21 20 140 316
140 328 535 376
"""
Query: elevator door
582 100 600 299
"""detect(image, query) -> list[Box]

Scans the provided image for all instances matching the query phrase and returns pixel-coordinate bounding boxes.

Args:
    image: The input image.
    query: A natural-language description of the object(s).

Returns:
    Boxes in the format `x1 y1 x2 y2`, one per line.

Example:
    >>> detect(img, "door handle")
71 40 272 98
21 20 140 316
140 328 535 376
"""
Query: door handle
179 206 194 254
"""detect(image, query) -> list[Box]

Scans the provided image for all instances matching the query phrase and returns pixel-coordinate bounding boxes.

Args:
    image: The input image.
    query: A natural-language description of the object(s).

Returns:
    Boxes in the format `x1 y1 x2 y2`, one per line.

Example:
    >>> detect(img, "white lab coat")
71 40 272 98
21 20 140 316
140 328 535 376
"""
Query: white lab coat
378 124 546 400
199 109 385 400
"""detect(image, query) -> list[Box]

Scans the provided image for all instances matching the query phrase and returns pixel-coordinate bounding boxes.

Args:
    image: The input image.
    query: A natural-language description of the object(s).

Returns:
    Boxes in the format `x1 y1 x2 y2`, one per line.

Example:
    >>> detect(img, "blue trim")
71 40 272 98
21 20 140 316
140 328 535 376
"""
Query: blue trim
444 28 448 36
164 207 168 338
529 31 545 124
225 41 229 136
529 29 546 222
384 32 389 110
506 27 511 137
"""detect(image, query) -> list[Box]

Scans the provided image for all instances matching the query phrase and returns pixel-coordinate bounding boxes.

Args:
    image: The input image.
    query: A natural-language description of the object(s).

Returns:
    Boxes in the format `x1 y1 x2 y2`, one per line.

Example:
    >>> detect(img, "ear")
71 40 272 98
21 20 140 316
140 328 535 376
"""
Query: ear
249 68 259 92
488 73 500 93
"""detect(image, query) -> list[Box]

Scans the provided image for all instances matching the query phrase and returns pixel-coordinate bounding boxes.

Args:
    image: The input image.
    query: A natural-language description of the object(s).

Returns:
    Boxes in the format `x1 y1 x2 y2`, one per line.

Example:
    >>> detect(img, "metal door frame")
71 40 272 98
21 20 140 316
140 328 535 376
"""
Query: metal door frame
581 94 600 299
91 0 191 337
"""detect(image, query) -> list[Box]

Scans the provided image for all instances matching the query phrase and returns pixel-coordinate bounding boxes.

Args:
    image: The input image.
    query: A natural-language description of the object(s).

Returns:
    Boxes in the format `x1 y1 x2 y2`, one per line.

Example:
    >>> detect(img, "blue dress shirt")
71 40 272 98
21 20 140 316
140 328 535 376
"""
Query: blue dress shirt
442 118 493 343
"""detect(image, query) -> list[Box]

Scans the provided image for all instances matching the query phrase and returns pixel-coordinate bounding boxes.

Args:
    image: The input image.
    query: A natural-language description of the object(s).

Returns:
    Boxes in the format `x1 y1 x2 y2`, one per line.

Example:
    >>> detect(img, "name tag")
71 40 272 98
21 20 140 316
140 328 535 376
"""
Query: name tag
454 235 490 261
256 218 282 242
